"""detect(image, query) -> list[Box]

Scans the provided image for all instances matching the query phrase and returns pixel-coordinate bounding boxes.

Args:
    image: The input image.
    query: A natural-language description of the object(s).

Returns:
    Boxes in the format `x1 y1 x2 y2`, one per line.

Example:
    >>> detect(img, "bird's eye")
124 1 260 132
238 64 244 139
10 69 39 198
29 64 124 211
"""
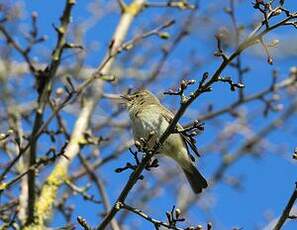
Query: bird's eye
135 95 139 98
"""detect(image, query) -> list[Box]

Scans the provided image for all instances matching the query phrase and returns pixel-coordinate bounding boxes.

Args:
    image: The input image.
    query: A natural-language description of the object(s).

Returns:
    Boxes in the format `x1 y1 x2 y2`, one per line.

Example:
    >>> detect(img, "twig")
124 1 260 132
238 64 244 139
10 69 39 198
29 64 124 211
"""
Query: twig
25 0 75 224
0 85 74 182
88 19 175 89
120 203 184 230
273 183 297 230
77 216 93 230
0 143 68 192
212 100 297 183
97 9 297 230
196 70 297 122
228 0 245 100
65 180 101 204
142 8 195 86
116 0 126 12
78 153 121 230
144 1 195 10
0 25 37 75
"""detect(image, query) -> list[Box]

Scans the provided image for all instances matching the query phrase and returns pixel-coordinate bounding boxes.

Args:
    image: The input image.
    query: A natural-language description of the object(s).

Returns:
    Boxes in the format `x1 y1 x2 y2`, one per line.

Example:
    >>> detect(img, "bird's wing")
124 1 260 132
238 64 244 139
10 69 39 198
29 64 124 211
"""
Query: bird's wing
180 133 200 158
160 106 199 161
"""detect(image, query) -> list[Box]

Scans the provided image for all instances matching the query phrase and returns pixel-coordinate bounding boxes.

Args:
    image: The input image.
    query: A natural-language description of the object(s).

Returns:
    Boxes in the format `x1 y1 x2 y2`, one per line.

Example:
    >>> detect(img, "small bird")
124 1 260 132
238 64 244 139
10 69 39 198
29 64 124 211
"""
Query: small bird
121 89 207 193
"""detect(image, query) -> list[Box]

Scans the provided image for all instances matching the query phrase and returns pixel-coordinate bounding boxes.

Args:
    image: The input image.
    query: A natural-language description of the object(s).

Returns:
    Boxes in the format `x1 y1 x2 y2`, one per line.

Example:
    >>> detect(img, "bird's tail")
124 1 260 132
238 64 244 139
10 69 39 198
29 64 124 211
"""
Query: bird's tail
183 164 208 194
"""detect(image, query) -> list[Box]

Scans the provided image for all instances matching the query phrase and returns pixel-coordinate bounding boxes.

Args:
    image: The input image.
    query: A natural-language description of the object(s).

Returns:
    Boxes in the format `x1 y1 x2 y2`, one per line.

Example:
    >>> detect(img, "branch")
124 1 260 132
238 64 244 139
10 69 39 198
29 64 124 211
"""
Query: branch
25 0 75 225
0 25 37 74
78 153 121 230
27 0 146 229
273 183 297 230
142 8 195 86
196 74 296 122
0 85 74 182
0 144 68 193
121 203 185 230
212 99 297 184
77 216 93 230
65 180 101 204
144 1 196 10
97 9 297 229
116 0 126 13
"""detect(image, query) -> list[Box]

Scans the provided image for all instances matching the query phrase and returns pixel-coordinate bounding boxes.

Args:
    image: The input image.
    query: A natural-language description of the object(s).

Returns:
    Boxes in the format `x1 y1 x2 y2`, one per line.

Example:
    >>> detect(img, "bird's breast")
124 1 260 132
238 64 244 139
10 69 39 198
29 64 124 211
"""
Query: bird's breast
131 108 168 140
129 105 191 168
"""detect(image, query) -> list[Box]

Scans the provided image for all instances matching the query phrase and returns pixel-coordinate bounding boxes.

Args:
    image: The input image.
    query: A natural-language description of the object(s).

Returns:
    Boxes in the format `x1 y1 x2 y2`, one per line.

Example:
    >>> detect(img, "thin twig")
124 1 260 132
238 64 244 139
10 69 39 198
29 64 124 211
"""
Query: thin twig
121 203 184 230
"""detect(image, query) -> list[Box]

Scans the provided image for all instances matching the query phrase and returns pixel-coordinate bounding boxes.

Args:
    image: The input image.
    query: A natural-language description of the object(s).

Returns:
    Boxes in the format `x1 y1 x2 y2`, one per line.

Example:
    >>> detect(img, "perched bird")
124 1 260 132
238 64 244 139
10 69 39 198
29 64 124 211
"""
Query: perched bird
121 89 207 193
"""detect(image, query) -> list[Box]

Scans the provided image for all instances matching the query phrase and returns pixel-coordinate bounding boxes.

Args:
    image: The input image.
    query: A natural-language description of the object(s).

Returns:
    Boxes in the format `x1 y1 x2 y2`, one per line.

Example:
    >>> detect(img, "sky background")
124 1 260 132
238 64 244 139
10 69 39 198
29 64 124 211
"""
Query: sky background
2 0 297 229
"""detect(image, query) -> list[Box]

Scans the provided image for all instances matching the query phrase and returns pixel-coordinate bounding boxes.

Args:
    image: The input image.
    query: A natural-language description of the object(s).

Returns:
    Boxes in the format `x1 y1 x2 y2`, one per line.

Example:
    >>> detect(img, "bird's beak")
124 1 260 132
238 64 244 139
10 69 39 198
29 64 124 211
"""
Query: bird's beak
120 94 132 101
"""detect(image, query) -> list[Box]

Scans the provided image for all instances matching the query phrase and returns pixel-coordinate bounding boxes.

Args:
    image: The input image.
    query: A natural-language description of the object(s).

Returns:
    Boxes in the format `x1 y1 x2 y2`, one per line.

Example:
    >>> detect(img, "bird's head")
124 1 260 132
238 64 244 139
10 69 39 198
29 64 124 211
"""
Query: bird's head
121 89 160 112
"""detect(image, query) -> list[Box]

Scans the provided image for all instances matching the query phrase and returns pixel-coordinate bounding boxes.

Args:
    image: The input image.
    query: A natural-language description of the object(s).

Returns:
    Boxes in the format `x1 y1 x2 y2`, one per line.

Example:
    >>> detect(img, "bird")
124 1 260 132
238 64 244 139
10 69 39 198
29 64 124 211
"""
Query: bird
121 89 207 193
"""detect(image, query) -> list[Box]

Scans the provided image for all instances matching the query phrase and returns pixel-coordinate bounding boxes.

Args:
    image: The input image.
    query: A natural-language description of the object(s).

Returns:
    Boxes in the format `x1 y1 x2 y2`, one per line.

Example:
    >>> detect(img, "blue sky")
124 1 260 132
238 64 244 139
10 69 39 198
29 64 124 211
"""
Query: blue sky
3 0 297 229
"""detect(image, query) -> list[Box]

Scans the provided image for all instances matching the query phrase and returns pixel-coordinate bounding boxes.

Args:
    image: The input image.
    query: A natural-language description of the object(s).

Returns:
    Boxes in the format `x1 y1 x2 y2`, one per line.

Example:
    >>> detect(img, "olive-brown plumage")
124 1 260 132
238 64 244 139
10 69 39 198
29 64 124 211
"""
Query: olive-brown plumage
121 89 207 193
